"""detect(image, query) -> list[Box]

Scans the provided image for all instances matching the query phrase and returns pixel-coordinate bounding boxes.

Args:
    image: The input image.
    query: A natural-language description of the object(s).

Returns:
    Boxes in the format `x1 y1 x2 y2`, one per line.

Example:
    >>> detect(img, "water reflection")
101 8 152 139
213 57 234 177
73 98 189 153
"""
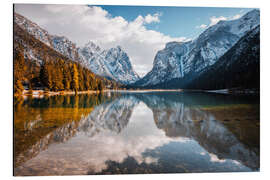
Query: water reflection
78 94 139 136
14 94 113 168
136 93 259 170
14 92 259 175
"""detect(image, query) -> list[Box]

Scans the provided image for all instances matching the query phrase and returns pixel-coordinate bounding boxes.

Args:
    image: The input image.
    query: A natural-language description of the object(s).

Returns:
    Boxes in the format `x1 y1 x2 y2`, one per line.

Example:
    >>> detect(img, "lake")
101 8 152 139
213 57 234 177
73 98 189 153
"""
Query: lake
14 91 260 175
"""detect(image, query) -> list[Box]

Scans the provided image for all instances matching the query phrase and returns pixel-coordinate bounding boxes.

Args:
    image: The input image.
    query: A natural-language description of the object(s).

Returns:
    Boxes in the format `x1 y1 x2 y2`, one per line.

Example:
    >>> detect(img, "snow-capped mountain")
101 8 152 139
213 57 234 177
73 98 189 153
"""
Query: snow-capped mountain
186 25 260 90
136 9 260 86
14 12 139 85
14 12 52 47
14 12 82 64
51 35 80 62
135 41 194 86
14 9 260 87
78 43 140 84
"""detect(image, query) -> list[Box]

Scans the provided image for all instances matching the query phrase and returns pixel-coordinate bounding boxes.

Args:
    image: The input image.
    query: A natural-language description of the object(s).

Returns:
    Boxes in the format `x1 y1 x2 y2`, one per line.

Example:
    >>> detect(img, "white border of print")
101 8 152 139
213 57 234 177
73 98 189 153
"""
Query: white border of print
1 0 269 180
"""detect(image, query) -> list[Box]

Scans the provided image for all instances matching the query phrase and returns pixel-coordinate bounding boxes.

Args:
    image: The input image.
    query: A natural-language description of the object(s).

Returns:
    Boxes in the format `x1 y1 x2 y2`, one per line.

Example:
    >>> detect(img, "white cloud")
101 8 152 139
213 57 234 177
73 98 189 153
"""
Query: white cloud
17 102 190 174
209 13 243 26
209 16 227 26
195 12 244 30
144 13 161 24
196 24 208 29
231 14 241 20
14 4 188 77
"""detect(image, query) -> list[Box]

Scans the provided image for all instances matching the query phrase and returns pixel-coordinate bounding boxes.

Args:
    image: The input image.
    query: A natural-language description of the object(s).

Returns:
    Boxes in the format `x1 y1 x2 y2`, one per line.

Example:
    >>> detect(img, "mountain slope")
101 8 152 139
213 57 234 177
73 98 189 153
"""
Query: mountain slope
150 25 260 90
14 12 139 85
14 12 52 47
135 9 260 87
185 25 260 90
14 21 118 92
134 41 193 86
78 43 140 84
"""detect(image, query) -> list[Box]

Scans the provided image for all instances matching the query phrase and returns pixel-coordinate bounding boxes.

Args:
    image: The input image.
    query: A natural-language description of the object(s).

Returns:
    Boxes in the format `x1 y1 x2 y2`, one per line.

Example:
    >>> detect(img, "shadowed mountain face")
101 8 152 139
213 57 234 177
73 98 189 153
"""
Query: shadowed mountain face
185 25 260 90
14 92 259 175
135 10 259 87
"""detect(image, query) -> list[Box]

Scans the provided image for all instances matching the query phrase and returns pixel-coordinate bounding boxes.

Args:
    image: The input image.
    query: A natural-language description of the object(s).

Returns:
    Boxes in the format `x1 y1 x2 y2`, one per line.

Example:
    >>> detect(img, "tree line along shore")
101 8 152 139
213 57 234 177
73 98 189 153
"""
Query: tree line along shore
14 46 120 97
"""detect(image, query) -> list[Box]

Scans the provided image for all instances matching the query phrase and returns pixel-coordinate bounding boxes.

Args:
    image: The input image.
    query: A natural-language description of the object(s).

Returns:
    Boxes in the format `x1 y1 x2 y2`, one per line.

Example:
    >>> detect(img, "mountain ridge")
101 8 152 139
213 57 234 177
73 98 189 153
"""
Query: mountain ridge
14 9 260 90
14 12 140 85
14 21 115 92
134 9 260 87
139 25 260 90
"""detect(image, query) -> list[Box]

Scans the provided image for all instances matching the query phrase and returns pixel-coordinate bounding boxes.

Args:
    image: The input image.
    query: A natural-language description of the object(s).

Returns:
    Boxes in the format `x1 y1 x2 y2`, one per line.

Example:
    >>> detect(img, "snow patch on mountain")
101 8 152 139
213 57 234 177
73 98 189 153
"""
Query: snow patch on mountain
78 43 140 84
137 9 260 86
14 12 140 85
14 12 52 47
51 36 79 62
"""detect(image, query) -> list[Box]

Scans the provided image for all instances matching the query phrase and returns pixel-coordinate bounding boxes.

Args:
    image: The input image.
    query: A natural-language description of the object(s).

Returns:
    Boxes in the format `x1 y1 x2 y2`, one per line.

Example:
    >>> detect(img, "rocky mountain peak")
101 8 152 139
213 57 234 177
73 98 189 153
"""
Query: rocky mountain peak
135 9 260 87
14 12 140 85
84 41 101 52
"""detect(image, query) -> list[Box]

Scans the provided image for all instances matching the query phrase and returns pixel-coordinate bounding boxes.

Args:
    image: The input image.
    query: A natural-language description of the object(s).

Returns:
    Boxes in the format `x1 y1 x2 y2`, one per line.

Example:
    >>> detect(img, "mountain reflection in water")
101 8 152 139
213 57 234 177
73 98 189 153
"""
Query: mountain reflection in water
14 92 259 176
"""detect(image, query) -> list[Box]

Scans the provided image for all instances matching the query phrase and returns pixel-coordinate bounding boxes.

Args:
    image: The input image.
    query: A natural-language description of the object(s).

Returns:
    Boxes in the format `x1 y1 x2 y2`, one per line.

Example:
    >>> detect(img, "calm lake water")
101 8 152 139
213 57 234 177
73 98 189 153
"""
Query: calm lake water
14 91 260 176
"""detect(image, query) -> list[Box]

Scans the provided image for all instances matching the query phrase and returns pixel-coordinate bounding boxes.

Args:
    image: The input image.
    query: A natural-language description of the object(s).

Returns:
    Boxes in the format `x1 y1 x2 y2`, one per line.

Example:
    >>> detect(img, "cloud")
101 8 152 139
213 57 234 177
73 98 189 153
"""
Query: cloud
196 24 208 29
209 13 243 26
144 13 161 24
209 16 227 26
231 14 241 20
14 4 188 77
17 102 190 174
195 13 244 30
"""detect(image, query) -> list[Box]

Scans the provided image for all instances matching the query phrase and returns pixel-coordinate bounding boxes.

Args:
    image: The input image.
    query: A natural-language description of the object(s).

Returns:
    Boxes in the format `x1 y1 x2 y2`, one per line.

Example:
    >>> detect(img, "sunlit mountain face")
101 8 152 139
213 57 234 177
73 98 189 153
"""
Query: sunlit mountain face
14 92 259 175
134 9 259 87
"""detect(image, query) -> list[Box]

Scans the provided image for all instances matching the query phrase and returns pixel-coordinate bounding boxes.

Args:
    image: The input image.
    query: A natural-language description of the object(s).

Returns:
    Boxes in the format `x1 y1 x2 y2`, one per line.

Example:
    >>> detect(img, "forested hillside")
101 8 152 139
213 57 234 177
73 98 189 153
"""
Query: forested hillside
14 23 119 95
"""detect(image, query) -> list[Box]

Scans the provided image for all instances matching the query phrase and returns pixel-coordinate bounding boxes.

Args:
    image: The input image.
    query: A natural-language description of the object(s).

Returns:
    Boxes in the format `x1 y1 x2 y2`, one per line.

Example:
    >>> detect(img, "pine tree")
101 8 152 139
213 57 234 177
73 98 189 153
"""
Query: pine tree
89 73 95 90
62 63 71 90
71 64 79 93
28 82 33 94
83 70 90 90
97 80 104 92
51 65 64 91
78 66 84 91
14 48 25 95
40 61 53 90
14 79 24 95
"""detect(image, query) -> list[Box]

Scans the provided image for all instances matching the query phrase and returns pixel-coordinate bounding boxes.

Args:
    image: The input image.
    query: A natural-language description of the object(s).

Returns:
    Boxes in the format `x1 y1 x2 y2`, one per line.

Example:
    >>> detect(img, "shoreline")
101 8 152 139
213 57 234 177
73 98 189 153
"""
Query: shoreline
14 88 259 98
18 89 184 97
182 88 259 95
17 90 103 98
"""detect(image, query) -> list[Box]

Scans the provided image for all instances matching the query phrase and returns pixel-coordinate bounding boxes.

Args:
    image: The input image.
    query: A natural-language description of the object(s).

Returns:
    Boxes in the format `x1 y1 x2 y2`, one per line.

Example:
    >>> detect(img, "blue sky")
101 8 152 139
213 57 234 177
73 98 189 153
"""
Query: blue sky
98 5 253 39
15 4 255 76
